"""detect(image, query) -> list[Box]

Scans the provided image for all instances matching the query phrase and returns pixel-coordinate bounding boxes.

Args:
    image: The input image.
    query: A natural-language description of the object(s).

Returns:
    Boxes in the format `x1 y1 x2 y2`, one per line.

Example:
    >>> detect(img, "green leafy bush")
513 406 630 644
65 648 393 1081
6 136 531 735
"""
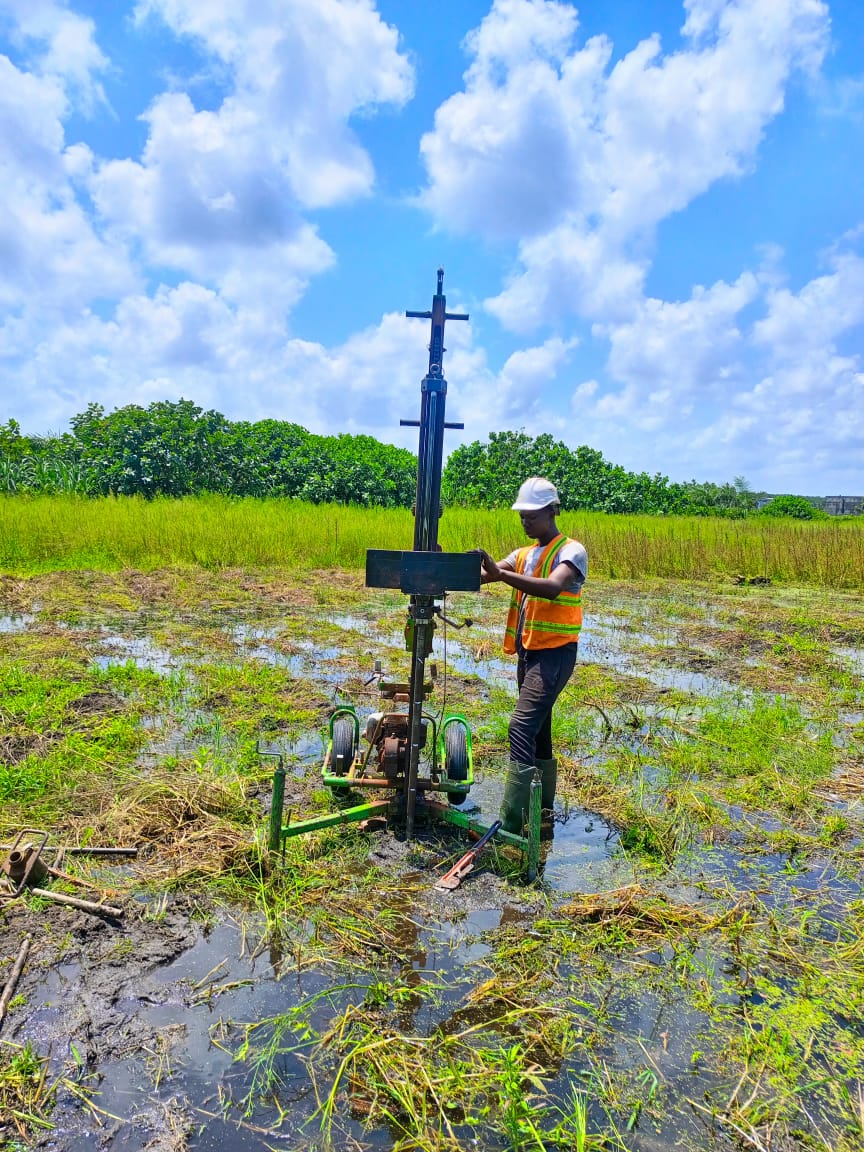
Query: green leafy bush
0 406 818 518
442 431 757 516
759 495 824 520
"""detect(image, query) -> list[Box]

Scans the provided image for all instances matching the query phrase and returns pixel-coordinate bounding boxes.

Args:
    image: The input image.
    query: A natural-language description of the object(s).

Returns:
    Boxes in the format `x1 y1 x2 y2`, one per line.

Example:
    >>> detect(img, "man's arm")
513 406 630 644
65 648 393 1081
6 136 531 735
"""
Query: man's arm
477 549 574 600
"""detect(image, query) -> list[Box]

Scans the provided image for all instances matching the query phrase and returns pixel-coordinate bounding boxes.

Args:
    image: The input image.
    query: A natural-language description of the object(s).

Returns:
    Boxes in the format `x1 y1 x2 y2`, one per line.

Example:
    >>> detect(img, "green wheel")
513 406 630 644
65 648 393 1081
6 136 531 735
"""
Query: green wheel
444 722 470 806
329 716 357 777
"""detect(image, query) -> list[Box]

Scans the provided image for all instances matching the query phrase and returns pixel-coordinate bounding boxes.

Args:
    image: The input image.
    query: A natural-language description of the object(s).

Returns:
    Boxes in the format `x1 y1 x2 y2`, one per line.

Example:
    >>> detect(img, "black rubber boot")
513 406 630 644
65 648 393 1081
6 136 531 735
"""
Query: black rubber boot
500 760 536 835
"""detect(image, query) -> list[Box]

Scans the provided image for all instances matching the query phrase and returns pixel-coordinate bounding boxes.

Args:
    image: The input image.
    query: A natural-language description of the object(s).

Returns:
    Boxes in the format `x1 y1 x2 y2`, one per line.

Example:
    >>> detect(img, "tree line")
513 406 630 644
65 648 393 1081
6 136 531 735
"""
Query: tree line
0 401 824 518
0 402 415 507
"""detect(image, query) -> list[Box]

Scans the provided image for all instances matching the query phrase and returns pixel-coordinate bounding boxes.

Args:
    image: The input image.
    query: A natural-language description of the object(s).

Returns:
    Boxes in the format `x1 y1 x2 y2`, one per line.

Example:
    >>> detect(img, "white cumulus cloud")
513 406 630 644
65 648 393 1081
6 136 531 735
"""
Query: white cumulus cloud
82 0 414 312
0 25 136 320
564 245 864 490
421 0 829 329
1 0 418 429
412 0 864 493
0 0 108 109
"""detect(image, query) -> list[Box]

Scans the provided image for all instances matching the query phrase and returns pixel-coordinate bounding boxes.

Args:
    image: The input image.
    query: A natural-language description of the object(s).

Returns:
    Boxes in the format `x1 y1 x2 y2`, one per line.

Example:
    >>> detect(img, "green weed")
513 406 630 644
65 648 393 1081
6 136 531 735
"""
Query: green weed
0 1042 54 1139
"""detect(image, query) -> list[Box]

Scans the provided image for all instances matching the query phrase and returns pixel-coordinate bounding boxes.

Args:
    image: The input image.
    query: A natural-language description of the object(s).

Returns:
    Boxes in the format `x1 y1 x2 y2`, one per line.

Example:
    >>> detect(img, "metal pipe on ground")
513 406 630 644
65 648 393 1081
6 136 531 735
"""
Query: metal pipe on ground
0 934 32 1030
29 888 123 918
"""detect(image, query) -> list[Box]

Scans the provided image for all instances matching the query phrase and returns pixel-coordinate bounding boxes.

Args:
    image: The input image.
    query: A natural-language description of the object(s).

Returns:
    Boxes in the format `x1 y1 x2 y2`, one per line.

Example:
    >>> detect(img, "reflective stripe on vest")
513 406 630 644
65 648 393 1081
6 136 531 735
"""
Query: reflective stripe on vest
503 534 583 654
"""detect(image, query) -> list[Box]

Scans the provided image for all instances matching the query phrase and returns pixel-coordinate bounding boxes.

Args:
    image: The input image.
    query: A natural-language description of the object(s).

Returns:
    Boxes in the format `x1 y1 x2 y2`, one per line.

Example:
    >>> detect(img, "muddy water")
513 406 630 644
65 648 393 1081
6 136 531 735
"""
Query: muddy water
461 774 626 893
22 854 819 1152
322 607 749 699
5 581 863 1151
16 892 548 1152
10 748 628 1152
0 612 35 633
94 633 177 674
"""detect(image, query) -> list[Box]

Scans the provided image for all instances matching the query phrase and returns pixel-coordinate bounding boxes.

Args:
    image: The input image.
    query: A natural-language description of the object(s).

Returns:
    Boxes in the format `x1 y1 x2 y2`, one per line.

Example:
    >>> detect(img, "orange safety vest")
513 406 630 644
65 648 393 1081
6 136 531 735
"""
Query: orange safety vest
503 534 583 654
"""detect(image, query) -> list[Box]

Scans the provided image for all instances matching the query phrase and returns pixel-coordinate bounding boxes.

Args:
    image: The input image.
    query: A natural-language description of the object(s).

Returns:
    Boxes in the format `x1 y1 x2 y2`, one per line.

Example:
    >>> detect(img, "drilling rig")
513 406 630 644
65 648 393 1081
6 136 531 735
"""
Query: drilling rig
266 270 542 880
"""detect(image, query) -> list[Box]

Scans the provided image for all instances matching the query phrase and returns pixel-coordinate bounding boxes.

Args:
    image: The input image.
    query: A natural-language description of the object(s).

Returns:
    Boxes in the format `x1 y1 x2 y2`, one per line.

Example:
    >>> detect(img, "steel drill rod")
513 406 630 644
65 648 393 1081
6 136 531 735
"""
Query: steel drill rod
0 845 138 856
401 269 469 842
62 846 139 857
405 604 432 840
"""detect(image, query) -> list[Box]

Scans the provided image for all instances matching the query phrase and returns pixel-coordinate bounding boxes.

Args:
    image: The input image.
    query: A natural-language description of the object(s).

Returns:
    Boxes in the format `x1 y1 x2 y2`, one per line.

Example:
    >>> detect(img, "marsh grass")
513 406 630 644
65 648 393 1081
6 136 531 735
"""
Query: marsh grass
1 561 863 1150
487 886 864 1152
216 863 863 1150
307 993 603 1150
557 884 713 941
0 657 173 831
191 660 326 738
2 494 863 586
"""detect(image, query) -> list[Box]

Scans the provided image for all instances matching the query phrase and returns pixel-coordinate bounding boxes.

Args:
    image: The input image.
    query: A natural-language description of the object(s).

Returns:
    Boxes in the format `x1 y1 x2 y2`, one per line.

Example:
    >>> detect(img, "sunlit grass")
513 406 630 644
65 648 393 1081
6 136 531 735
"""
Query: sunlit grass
0 1042 55 1139
1 494 863 586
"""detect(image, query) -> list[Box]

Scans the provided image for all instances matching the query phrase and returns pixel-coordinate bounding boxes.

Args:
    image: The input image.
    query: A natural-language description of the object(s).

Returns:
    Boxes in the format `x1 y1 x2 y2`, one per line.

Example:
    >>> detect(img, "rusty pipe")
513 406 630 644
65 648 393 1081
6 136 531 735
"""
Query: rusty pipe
29 888 123 918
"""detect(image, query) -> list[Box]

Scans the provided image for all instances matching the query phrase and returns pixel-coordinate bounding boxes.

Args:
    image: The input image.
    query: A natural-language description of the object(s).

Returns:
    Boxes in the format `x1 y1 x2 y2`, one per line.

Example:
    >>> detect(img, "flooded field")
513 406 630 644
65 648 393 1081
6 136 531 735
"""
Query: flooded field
0 568 862 1151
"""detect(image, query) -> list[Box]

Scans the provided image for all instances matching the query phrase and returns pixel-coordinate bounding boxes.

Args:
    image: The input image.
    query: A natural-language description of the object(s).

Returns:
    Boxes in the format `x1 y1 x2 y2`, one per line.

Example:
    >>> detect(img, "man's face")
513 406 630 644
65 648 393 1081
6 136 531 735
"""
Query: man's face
519 505 554 538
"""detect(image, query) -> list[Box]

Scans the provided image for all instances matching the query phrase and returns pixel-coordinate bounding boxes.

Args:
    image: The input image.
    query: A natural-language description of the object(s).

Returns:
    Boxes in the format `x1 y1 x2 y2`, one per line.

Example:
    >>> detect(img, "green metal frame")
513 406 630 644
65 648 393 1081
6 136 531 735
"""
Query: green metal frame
267 712 540 880
278 799 390 842
421 774 542 881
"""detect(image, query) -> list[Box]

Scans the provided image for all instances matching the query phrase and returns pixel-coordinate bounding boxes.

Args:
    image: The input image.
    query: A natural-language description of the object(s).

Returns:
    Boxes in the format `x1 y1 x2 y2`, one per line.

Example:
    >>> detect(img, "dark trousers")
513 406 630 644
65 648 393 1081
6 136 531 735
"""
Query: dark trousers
508 643 579 765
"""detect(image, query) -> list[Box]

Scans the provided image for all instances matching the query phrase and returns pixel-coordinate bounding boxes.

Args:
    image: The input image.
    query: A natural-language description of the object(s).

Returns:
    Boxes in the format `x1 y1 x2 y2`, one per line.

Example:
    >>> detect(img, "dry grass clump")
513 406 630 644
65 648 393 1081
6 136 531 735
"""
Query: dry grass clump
559 883 711 941
699 626 772 658
0 732 53 766
87 770 260 884
824 757 864 801
0 575 31 612
241 567 366 608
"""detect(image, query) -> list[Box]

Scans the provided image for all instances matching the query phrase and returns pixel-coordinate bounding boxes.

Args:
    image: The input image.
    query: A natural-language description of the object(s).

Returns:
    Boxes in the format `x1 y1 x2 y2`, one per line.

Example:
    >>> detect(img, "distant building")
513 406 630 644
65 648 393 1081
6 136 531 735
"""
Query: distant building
820 496 864 516
754 494 863 515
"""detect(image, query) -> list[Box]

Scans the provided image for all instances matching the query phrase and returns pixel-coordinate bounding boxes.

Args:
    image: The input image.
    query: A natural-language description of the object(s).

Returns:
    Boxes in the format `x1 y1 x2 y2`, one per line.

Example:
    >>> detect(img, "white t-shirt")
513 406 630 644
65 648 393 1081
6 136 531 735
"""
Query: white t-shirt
505 538 587 593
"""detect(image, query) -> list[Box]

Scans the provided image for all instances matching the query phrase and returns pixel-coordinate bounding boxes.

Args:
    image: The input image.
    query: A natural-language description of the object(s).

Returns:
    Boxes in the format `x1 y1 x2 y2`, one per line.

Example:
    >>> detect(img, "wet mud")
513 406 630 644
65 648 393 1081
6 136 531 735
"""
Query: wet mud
1 569 863 1150
1 893 199 1150
2 833 554 1152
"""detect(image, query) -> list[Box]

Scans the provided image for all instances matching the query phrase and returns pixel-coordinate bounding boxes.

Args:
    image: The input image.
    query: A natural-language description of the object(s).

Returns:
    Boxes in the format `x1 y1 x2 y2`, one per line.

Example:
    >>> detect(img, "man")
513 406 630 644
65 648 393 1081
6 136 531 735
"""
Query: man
477 477 587 834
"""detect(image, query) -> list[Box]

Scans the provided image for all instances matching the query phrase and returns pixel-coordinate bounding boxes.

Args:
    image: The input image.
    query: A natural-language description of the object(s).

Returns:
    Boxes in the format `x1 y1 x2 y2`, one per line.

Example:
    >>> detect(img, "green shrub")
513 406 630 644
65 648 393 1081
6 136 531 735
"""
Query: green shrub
759 495 824 520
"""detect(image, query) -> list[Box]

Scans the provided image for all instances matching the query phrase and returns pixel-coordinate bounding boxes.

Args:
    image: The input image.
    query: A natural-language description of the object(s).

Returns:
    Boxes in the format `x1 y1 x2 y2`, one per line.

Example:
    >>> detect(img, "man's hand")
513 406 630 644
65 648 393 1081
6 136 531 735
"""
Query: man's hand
476 548 501 584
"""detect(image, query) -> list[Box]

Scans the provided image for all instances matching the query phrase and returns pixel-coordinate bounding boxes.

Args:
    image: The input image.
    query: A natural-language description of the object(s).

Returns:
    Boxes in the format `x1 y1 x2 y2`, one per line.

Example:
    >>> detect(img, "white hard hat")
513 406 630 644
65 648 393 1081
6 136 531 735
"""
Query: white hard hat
511 477 559 511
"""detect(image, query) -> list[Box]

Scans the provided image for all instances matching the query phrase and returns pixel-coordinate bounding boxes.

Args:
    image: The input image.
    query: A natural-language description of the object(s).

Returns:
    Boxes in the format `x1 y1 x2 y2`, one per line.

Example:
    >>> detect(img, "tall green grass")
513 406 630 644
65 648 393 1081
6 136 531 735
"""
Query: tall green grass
1 494 862 587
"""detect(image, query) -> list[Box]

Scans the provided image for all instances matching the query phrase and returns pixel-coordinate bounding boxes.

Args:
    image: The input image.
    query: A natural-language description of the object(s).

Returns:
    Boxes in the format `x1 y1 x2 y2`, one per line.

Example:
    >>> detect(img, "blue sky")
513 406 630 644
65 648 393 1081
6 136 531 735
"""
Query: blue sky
1 0 863 494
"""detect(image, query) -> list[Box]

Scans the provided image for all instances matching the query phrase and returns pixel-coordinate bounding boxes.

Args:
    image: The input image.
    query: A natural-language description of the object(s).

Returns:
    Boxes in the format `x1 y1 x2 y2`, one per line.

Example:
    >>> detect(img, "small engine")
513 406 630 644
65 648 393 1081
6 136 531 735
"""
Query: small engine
364 712 427 778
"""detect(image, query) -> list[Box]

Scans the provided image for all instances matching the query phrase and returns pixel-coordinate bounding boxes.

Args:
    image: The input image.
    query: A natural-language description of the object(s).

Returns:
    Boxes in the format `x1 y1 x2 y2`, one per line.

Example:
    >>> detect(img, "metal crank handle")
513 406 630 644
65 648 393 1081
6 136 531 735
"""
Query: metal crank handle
435 609 473 629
